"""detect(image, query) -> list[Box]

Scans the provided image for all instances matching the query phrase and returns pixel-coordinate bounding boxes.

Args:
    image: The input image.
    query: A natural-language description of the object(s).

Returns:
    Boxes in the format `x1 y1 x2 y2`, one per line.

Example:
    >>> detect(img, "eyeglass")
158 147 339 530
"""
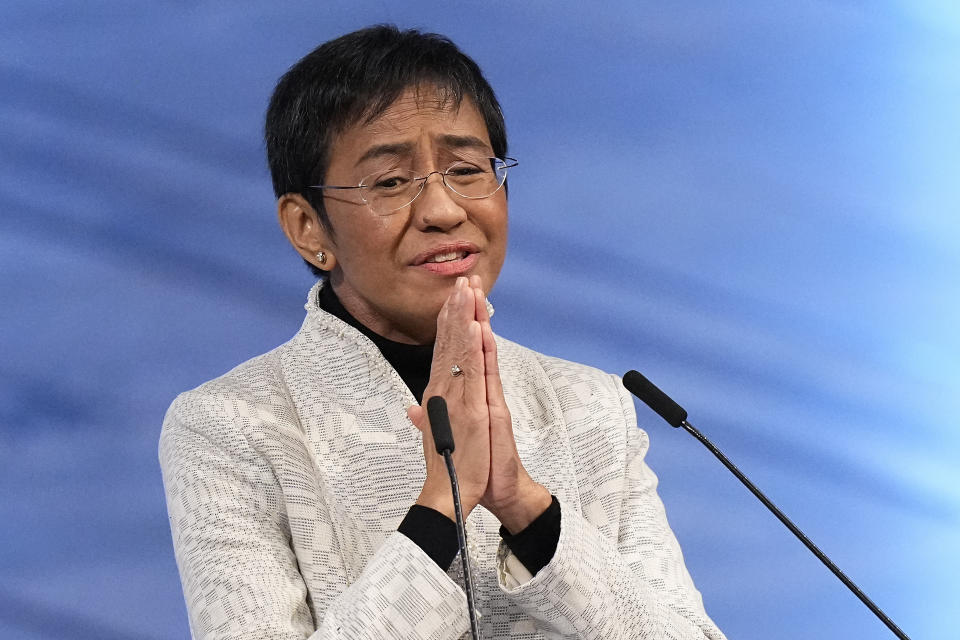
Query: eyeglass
309 156 518 216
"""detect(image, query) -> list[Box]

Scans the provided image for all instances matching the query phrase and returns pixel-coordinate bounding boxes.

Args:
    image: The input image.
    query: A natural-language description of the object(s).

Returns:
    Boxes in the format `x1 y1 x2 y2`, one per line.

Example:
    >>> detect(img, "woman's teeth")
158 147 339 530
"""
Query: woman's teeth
427 251 465 263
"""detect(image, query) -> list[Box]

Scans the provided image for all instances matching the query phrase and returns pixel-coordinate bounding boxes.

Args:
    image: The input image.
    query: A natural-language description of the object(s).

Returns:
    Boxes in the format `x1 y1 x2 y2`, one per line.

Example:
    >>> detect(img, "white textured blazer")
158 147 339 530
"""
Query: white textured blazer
159 282 726 640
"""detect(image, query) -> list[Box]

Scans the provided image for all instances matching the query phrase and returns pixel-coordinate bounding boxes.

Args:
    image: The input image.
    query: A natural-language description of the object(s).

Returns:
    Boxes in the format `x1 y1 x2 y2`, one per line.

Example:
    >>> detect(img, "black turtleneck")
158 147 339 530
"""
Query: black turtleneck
317 283 560 576
318 283 434 402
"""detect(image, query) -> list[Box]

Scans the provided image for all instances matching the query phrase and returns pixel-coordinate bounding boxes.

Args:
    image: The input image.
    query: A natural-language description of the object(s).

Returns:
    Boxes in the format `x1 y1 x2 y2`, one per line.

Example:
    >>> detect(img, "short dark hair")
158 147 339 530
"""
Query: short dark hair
265 25 508 277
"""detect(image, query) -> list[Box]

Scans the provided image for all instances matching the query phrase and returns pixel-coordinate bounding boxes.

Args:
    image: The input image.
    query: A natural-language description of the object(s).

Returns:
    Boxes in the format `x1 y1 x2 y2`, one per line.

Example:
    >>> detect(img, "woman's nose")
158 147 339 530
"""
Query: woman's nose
411 172 467 229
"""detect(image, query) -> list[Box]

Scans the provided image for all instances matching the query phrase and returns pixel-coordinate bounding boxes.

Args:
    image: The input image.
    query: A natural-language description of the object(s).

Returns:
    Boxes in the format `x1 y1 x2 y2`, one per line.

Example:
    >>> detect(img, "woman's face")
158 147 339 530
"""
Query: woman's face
320 89 508 344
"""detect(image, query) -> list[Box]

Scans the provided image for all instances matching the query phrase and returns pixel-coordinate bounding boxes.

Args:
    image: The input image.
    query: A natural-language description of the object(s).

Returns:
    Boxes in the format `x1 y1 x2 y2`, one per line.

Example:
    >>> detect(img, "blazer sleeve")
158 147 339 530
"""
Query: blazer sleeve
159 387 470 640
495 374 726 640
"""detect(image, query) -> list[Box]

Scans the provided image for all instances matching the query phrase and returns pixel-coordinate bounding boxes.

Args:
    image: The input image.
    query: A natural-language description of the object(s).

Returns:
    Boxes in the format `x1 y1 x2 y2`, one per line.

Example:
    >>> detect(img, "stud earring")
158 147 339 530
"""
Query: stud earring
316 251 327 265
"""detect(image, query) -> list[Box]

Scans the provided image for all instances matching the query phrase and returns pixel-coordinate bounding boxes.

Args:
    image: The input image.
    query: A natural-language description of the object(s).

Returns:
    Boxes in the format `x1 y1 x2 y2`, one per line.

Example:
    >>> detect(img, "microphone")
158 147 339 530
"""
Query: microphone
621 370 911 640
427 395 456 453
426 396 480 640
622 370 686 427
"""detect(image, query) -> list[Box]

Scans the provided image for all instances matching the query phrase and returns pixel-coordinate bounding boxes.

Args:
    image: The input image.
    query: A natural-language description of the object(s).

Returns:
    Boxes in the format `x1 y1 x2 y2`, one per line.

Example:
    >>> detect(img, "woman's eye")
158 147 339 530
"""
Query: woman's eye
373 175 410 190
448 164 485 177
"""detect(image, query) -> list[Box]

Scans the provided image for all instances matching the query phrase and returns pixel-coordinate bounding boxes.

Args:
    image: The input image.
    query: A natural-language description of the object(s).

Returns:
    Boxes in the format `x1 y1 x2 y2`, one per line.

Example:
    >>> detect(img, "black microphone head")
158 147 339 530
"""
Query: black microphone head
426 396 455 454
622 370 688 428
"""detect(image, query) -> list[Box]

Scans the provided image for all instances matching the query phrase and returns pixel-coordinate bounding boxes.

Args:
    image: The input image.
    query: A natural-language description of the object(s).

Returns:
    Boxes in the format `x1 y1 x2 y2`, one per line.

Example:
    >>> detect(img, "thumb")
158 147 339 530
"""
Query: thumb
407 404 425 430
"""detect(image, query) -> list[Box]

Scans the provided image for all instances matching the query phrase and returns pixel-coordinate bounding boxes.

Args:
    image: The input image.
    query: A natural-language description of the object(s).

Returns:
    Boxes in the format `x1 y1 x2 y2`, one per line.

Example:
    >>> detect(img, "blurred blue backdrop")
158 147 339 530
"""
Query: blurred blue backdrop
1 1 957 638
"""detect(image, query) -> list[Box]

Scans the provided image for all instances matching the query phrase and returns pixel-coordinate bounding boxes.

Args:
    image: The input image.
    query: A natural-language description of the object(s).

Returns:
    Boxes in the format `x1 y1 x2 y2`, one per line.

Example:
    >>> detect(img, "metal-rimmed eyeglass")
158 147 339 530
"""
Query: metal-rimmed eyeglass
309 156 517 216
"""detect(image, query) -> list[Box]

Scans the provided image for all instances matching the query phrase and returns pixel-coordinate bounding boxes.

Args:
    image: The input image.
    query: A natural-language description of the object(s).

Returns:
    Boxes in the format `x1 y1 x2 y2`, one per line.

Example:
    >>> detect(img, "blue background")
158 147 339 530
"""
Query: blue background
1 2 957 638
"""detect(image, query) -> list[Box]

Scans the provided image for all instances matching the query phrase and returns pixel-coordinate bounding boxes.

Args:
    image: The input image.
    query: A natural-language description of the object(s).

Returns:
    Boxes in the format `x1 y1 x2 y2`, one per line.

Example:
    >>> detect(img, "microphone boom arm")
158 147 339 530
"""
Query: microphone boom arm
622 370 911 640
679 418 910 640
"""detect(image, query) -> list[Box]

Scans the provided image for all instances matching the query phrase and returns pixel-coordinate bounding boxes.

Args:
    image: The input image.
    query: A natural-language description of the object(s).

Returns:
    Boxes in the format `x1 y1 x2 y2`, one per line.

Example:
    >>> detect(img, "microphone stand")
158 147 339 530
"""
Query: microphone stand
442 449 481 640
427 396 481 640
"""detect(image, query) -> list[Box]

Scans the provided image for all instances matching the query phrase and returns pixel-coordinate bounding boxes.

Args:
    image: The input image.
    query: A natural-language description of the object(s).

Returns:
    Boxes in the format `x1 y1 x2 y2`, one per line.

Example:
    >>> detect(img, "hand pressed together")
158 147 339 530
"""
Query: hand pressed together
407 275 552 533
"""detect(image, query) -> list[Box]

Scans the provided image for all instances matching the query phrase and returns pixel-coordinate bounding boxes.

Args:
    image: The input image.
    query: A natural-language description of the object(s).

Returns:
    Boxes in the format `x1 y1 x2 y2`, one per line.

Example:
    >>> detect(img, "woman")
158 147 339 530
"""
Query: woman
160 25 725 640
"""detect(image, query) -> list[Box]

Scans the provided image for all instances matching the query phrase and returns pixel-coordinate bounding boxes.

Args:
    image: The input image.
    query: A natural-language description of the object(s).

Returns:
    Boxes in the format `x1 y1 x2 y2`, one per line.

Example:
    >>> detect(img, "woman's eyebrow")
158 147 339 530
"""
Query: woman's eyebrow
355 142 414 166
438 134 490 152
354 135 490 167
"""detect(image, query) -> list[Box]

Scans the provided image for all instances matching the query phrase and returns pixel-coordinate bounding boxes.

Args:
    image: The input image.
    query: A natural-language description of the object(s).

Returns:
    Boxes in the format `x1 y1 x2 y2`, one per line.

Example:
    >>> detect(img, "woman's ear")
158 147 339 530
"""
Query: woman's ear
277 193 337 271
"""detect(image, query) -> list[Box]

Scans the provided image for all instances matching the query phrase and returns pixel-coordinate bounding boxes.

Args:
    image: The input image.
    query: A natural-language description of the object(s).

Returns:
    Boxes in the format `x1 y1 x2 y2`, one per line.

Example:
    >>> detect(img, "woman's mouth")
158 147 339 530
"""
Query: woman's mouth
413 244 480 275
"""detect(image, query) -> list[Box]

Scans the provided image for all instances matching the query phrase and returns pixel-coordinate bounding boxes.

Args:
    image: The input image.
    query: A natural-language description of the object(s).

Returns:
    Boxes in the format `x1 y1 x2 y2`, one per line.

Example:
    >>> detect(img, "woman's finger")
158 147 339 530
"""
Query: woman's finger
480 316 509 420
471 281 507 411
431 279 485 402
469 274 483 297
432 280 473 363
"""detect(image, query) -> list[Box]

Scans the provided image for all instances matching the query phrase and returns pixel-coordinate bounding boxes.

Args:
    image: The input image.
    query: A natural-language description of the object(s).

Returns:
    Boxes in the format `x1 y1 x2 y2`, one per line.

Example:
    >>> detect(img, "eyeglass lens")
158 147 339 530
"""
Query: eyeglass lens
360 158 509 214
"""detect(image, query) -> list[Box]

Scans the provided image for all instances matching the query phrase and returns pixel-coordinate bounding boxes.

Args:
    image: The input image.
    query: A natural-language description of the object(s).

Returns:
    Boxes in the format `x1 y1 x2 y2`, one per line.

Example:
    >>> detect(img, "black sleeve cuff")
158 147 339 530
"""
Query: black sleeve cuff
498 495 561 576
398 504 459 571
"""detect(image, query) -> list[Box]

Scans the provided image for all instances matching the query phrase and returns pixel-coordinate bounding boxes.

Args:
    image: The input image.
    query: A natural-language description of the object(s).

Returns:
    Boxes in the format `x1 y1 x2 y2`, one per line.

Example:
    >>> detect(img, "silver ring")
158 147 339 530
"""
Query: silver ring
450 364 464 377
